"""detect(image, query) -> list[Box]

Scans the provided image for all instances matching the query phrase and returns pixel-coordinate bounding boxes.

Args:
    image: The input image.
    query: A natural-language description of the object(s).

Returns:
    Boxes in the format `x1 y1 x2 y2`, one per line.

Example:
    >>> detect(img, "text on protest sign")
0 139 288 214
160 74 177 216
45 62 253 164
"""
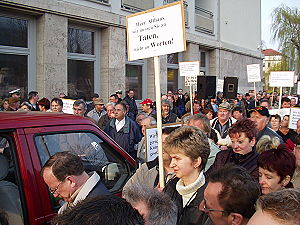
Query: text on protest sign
269 71 295 87
217 79 224 92
126 1 186 61
145 123 182 161
289 108 300 130
61 99 76 114
269 108 291 119
179 61 200 76
247 64 261 82
185 76 197 86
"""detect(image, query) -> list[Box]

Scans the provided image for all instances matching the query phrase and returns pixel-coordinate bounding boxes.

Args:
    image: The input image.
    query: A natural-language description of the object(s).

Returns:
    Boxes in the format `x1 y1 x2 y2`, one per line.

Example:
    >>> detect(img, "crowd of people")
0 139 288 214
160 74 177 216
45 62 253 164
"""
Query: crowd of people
1 87 300 225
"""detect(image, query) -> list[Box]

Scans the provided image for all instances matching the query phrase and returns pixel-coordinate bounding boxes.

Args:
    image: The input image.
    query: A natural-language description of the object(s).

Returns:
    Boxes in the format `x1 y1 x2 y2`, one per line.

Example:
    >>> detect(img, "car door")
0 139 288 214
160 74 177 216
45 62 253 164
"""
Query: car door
24 124 136 223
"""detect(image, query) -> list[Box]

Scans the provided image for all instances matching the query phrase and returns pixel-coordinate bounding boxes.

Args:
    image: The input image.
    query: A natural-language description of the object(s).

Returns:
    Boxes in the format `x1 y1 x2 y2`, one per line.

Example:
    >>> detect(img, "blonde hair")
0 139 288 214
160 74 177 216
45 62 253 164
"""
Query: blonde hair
164 126 210 171
256 135 280 154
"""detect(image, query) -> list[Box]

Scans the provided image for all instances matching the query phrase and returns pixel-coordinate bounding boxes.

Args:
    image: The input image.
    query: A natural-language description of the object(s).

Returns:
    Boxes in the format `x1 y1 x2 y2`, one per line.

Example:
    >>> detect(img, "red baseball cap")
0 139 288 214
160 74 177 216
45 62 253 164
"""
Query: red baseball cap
140 98 153 105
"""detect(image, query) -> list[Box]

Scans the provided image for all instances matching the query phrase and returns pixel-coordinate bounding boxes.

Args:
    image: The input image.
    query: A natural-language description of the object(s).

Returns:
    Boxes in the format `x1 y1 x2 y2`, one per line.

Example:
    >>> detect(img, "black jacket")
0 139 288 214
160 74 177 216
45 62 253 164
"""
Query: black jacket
104 116 142 158
164 177 208 225
123 96 138 118
205 148 259 180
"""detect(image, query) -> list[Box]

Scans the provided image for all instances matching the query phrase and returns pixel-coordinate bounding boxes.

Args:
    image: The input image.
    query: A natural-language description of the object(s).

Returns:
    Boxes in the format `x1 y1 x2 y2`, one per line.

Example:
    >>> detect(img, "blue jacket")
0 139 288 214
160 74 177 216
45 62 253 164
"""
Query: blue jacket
105 116 142 158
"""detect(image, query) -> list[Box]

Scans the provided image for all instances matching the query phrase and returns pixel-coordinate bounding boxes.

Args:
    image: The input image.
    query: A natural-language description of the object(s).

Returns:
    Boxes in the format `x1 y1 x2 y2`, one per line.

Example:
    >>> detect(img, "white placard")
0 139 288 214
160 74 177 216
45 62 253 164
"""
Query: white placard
61 99 76 114
179 61 200 76
126 1 186 61
269 71 295 87
145 123 181 161
185 75 197 86
269 108 291 119
289 108 300 129
247 64 261 82
217 79 224 92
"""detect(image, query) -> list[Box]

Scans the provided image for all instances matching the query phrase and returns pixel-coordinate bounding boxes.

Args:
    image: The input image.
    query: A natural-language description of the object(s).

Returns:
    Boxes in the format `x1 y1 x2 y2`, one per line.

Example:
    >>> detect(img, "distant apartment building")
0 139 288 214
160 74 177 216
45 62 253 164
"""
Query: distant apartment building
0 0 262 100
262 49 282 72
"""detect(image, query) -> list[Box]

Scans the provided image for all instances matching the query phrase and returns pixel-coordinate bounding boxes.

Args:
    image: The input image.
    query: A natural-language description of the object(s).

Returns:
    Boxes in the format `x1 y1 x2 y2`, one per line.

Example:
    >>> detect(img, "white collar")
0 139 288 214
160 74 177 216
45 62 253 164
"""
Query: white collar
73 171 100 205
115 117 126 132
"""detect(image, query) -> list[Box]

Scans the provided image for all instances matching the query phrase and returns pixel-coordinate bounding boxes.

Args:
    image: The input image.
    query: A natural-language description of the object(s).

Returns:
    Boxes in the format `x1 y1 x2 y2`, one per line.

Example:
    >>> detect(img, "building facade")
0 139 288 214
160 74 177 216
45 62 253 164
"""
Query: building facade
0 0 262 101
262 49 282 72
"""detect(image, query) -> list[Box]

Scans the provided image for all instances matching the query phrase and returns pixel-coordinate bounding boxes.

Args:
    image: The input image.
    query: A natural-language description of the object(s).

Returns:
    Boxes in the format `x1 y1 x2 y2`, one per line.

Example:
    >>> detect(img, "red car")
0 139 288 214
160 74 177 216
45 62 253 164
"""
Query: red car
0 111 136 225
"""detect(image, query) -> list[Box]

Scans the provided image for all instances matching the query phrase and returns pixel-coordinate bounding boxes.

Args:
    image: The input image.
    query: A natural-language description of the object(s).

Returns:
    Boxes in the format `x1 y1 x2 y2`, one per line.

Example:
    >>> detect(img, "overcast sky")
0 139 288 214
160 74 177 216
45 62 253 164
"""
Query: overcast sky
261 0 299 50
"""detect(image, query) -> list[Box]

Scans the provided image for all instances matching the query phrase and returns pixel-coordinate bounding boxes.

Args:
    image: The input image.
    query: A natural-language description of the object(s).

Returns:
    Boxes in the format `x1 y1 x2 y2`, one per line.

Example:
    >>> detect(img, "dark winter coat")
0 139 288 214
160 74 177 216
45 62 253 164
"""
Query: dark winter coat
164 177 208 225
205 148 259 180
104 116 142 158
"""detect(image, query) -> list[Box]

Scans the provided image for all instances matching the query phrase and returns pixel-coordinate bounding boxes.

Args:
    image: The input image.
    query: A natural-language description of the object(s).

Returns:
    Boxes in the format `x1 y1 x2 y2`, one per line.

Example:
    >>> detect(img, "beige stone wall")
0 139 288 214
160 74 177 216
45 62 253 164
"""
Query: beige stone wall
146 55 167 99
219 50 262 93
100 26 126 102
36 13 67 99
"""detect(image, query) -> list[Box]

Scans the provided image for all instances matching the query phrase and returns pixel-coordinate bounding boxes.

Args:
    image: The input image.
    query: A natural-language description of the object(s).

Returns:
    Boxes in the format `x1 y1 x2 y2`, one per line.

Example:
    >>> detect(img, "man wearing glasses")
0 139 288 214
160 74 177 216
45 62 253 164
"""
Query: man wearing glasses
199 165 260 225
41 152 110 214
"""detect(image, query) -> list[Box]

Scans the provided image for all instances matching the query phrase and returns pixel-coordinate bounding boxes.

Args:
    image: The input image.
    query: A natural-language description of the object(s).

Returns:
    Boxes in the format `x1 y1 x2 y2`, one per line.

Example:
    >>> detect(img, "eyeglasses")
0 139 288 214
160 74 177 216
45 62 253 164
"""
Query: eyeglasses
202 200 228 215
49 177 66 194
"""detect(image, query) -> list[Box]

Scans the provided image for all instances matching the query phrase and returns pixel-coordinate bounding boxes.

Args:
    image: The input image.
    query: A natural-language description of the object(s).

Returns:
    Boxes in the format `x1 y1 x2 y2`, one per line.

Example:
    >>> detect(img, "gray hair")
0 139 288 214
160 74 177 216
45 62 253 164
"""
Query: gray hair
73 99 87 110
256 188 300 225
187 113 211 136
123 184 177 225
256 135 280 154
105 102 115 108
161 99 172 109
141 116 157 126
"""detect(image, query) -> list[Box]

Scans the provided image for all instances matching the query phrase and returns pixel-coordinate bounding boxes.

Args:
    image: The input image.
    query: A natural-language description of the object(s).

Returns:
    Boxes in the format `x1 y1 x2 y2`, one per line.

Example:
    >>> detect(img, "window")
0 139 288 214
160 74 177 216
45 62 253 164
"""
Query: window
67 27 98 99
167 53 179 92
0 54 27 97
0 15 34 98
0 135 25 225
35 132 130 210
125 64 143 100
167 69 178 92
125 47 145 100
0 17 27 47
200 52 206 67
68 60 94 99
200 50 208 75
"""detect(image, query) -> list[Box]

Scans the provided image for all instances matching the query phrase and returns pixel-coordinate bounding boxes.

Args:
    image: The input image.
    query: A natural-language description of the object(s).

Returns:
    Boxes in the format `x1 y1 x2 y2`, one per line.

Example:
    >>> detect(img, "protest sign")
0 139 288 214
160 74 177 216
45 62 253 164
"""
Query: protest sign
145 123 181 162
289 108 300 129
179 61 200 76
269 71 295 87
247 64 261 82
185 75 197 86
269 108 291 119
61 99 76 114
126 1 186 61
217 79 224 92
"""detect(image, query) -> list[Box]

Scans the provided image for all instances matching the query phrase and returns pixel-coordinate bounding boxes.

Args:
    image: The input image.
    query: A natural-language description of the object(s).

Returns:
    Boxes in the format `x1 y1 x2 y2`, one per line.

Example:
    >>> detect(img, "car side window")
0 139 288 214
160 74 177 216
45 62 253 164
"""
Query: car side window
35 132 130 195
0 136 25 225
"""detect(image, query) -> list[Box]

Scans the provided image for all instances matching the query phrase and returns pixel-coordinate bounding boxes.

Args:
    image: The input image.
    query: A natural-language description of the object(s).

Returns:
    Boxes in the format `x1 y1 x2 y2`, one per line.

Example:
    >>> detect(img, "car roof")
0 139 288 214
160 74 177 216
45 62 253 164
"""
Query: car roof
0 111 95 129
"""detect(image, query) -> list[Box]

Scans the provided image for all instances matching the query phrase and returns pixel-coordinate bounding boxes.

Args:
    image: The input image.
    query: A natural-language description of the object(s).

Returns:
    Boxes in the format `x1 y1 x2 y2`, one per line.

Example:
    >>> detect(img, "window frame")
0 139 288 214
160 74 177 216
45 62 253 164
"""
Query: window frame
125 58 147 100
0 12 36 94
167 53 183 91
67 24 100 98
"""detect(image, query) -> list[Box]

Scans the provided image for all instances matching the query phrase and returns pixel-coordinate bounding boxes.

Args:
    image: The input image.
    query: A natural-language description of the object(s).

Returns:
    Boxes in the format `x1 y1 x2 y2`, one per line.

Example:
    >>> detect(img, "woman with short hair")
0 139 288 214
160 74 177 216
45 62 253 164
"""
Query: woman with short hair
206 118 259 179
258 144 296 195
163 126 210 225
